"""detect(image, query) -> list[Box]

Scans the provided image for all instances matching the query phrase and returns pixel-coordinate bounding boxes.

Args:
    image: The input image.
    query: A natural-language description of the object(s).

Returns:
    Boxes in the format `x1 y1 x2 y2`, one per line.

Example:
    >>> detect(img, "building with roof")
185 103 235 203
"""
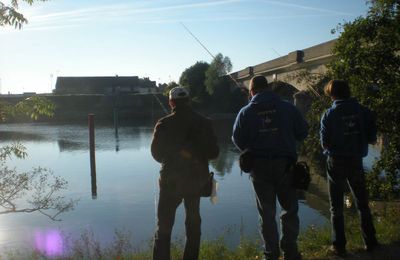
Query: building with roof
54 76 158 95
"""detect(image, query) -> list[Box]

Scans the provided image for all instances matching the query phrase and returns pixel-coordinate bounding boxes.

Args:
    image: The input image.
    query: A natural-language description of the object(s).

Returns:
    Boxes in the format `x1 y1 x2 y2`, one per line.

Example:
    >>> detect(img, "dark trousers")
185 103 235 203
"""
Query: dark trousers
153 187 201 260
251 157 300 260
327 156 377 249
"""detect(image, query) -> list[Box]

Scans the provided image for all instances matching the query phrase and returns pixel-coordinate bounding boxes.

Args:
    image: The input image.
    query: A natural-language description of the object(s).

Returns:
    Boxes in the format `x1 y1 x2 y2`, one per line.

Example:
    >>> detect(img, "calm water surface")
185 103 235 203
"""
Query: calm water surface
0 120 341 254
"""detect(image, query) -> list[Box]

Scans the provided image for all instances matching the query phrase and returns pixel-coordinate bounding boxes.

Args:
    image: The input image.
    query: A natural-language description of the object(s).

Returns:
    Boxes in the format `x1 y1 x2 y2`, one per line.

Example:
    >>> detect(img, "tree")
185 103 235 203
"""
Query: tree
204 54 236 111
0 0 75 219
178 56 247 112
0 96 55 121
162 81 179 96
0 0 47 29
328 0 400 199
0 146 75 220
179 61 210 104
0 98 75 220
205 53 232 96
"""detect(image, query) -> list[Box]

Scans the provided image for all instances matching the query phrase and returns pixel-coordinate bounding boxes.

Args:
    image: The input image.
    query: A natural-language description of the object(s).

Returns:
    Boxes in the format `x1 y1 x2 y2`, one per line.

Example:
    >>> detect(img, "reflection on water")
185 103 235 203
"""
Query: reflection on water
210 146 236 176
0 121 330 255
58 139 87 152
0 130 45 141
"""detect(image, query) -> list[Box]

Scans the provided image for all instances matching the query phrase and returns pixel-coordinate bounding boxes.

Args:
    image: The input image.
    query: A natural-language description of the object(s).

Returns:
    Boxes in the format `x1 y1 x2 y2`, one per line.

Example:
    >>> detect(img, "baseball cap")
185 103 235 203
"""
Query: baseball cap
169 87 189 100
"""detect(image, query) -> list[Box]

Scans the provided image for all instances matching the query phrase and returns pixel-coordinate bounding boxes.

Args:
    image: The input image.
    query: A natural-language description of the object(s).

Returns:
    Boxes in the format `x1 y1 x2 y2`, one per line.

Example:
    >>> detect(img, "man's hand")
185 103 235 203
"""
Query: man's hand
180 149 192 160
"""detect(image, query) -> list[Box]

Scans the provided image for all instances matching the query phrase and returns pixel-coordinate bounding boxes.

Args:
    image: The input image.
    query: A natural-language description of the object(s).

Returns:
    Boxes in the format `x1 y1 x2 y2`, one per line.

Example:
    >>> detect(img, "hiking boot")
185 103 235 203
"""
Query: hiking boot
328 245 347 257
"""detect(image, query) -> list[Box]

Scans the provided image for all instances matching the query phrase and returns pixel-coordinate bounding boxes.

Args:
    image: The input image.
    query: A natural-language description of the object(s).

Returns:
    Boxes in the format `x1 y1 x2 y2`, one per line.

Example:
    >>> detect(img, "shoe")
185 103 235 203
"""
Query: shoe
283 252 302 260
365 241 380 252
328 245 347 257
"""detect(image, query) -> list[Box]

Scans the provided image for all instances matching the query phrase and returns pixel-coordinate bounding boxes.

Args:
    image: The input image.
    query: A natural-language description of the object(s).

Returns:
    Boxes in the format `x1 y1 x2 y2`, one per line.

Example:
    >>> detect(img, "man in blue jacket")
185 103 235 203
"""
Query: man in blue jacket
320 79 378 257
232 75 308 260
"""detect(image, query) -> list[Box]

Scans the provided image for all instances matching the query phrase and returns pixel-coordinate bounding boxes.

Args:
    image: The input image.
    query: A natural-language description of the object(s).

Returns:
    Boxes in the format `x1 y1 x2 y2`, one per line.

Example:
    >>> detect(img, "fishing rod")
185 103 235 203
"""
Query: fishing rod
307 84 321 97
181 23 322 98
180 22 216 60
180 22 242 89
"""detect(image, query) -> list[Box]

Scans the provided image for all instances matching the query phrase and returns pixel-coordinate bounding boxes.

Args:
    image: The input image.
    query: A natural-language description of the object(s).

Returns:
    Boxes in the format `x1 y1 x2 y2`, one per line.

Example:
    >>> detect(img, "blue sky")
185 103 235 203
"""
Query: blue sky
0 0 369 94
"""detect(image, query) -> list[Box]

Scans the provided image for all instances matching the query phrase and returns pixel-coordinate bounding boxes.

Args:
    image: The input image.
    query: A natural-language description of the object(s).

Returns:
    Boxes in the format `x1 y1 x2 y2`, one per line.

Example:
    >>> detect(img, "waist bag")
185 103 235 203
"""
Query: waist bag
239 149 254 173
291 161 311 190
200 172 214 197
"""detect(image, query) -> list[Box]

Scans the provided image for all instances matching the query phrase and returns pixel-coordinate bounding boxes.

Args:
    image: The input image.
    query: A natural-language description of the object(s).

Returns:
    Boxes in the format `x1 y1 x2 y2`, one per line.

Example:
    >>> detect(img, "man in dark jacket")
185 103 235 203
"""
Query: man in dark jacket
232 76 308 260
320 79 378 257
151 86 219 260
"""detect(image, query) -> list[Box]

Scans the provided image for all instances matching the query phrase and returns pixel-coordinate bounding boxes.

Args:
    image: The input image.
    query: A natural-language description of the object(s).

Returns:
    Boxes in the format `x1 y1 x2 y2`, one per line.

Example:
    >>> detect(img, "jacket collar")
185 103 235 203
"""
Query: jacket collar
172 104 192 114
332 97 357 108
250 90 279 105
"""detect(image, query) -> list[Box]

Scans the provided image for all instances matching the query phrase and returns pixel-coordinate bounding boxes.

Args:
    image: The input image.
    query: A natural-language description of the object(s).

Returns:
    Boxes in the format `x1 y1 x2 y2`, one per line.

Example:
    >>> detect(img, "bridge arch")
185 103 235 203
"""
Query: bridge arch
270 81 298 103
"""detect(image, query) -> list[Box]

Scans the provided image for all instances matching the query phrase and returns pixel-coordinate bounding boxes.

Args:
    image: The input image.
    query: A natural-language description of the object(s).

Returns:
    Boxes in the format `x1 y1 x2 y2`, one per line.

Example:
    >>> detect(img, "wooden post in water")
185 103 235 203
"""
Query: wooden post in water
114 107 119 137
88 114 97 199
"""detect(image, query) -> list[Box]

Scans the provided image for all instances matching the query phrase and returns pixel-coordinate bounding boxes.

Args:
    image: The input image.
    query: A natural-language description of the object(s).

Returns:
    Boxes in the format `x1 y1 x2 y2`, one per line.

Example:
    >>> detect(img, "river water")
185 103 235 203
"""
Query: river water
0 120 379 255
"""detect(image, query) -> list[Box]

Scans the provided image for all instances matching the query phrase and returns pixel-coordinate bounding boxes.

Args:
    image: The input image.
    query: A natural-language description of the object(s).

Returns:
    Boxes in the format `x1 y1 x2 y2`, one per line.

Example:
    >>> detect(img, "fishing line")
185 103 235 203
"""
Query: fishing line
154 176 158 228
180 22 242 88
150 95 165 228
152 93 169 115
271 48 281 57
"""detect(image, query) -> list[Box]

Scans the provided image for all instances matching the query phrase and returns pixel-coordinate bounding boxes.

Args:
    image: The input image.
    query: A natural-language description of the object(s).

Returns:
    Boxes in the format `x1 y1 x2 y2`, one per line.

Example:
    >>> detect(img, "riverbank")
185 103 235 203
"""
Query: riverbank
0 93 238 123
2 203 398 259
0 93 169 122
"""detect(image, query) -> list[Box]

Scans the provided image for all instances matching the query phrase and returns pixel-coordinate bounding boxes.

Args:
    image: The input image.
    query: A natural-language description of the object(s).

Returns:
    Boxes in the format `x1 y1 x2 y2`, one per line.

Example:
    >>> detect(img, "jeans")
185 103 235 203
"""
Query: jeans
327 156 377 249
153 186 201 260
251 157 300 260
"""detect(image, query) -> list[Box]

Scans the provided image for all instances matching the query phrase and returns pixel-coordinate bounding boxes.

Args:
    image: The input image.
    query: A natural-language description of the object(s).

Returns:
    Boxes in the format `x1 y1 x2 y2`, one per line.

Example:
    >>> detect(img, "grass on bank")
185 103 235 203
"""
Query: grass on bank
299 202 400 259
1 204 399 260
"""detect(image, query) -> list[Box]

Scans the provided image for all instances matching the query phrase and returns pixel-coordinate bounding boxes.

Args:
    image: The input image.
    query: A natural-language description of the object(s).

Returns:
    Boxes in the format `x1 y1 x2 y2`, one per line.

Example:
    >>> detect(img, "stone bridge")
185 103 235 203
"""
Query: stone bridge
230 39 336 90
229 39 336 113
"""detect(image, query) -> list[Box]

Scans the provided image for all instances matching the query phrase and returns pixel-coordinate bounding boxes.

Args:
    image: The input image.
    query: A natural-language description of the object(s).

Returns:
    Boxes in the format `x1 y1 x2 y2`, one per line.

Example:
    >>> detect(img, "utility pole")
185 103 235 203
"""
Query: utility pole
50 74 54 94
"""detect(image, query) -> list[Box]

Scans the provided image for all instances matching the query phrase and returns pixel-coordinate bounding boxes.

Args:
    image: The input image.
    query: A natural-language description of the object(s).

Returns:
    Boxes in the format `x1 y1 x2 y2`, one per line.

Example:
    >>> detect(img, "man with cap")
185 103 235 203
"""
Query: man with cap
151 86 219 260
232 75 308 260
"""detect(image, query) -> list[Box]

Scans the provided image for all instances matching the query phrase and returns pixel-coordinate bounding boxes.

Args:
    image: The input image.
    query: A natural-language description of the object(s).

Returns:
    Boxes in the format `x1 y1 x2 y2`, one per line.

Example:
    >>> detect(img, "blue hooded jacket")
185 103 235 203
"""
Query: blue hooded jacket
232 90 308 160
320 98 377 157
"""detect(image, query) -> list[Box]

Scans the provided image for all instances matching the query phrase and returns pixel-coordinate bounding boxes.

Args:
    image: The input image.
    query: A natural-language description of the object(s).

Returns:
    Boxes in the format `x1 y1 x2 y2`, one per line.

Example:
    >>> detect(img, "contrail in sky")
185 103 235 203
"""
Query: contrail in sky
138 13 350 25
2 0 354 32
260 0 353 16
29 0 243 23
